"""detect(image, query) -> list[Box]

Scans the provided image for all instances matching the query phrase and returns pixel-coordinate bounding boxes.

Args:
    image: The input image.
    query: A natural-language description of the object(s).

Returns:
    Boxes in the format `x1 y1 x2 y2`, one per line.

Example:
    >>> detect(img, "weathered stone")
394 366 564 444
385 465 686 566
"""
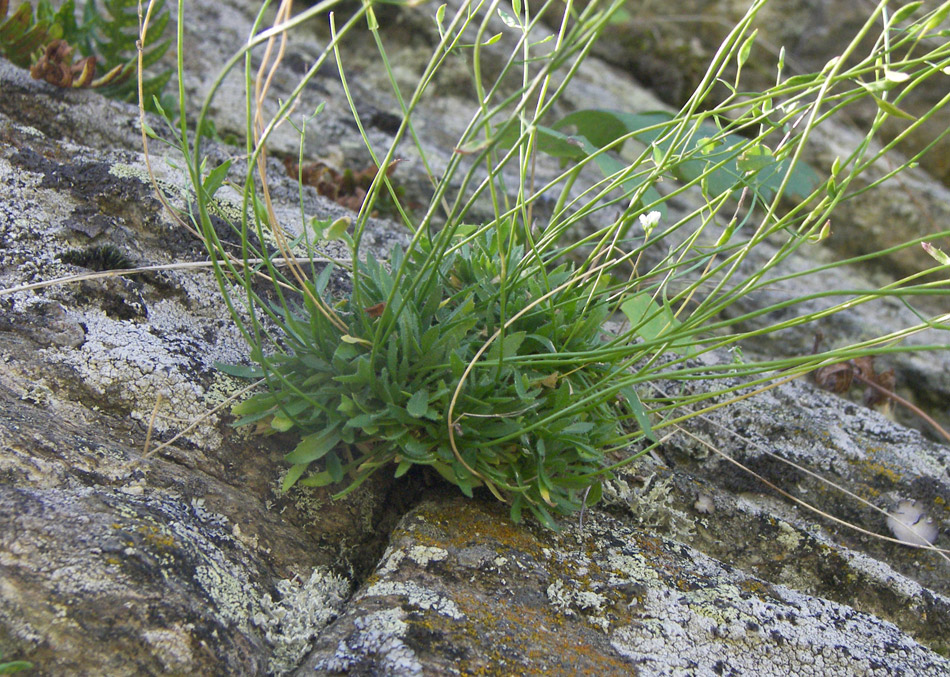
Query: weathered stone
0 0 948 675
301 497 949 676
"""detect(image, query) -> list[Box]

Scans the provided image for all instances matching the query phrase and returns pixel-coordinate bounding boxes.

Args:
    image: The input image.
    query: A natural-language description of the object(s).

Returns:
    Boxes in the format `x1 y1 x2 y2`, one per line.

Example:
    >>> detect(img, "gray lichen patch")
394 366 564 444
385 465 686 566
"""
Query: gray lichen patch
43 298 249 449
299 497 950 676
316 608 423 676
252 567 350 675
0 485 271 675
362 580 465 620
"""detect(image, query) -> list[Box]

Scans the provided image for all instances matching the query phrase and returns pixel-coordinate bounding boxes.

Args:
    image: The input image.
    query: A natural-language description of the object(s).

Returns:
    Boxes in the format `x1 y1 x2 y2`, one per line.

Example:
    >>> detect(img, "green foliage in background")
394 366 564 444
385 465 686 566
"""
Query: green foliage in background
0 0 170 110
80 0 172 106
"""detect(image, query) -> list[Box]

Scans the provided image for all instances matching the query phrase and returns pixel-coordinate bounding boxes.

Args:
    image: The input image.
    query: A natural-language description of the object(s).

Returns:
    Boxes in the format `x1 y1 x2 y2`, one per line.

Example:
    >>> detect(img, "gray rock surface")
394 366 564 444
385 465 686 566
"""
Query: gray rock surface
1 0 948 675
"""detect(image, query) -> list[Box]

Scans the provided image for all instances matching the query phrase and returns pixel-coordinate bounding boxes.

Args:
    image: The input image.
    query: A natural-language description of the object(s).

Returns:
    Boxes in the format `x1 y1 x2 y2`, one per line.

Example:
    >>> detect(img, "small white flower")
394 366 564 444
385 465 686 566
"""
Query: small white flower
638 210 661 237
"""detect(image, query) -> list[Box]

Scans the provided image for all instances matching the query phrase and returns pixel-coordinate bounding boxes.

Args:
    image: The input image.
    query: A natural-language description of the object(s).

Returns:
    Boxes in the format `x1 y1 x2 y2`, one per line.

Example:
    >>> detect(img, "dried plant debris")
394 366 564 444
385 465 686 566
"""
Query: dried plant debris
814 354 896 409
283 156 408 216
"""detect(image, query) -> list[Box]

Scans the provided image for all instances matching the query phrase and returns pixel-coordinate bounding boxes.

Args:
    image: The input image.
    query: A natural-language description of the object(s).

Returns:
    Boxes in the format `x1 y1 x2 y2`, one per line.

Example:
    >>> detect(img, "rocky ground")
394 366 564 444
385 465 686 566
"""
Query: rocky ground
0 0 948 674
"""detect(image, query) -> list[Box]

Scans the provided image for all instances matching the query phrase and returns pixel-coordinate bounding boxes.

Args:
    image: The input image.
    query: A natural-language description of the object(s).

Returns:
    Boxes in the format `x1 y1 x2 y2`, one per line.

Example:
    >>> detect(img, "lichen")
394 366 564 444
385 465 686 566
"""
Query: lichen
363 580 465 620
317 608 423 675
251 567 350 675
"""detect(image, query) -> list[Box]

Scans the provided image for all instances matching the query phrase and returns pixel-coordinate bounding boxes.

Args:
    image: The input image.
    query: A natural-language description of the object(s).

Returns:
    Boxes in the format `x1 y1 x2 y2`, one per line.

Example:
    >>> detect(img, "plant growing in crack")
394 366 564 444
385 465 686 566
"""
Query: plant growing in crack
146 0 949 534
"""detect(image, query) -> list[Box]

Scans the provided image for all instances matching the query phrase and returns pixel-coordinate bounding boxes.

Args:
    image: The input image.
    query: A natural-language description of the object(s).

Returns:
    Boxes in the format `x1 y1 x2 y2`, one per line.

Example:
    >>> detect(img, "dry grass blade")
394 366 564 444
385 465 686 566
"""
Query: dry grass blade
676 421 950 562
0 256 340 297
134 378 265 467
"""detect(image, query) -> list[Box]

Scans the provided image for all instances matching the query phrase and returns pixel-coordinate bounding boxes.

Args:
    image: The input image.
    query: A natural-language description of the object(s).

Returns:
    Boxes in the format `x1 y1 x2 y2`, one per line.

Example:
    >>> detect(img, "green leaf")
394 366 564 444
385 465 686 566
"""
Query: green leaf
407 389 429 418
621 293 676 342
736 144 775 174
922 242 950 266
326 452 344 483
736 29 757 69
561 421 595 435
202 159 232 200
229 395 274 420
869 91 917 120
325 216 352 240
340 334 372 346
921 1 950 35
497 8 519 28
285 428 342 464
394 459 413 478
584 481 603 507
270 414 295 432
890 1 922 24
552 108 818 201
299 470 335 488
142 120 160 140
214 361 263 379
510 495 524 523
282 463 309 492
486 331 526 362
621 386 657 443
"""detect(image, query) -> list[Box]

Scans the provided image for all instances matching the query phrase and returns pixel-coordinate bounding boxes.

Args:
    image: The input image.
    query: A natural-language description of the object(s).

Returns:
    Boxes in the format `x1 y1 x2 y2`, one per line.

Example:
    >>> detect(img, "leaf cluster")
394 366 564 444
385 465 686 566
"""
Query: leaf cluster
495 107 820 217
226 229 632 528
0 0 170 109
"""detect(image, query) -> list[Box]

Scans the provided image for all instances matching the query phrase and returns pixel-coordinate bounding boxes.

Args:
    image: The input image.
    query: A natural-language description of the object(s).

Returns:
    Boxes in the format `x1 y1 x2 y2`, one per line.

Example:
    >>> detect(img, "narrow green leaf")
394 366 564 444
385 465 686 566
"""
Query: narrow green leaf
561 421 595 435
340 334 372 346
621 386 657 443
870 92 917 120
736 29 757 69
922 242 950 265
142 120 160 139
285 428 341 464
921 1 950 35
890 1 922 24
214 361 263 378
282 463 309 492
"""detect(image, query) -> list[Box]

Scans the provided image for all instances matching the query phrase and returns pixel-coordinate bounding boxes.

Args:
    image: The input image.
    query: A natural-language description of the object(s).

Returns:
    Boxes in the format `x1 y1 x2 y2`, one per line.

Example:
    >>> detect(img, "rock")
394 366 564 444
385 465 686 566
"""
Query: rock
0 0 948 675
301 497 949 676
0 55 404 676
